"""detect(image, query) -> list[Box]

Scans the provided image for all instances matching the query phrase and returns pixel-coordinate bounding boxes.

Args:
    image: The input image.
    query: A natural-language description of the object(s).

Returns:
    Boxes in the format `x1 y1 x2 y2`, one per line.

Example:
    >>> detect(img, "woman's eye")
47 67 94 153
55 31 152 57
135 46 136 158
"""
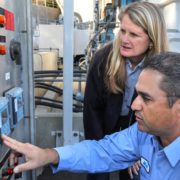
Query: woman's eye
120 29 125 34
130 33 138 37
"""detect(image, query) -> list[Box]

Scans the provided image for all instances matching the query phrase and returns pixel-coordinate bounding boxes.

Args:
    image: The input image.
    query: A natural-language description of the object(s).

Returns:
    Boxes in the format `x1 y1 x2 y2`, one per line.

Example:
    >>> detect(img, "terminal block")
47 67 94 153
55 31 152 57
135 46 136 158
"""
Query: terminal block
5 87 24 129
0 97 11 136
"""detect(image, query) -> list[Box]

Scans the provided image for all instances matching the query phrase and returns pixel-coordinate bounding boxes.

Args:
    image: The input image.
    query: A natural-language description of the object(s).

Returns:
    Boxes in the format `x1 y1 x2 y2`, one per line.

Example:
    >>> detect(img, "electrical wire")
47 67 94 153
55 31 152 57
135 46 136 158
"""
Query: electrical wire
35 96 83 112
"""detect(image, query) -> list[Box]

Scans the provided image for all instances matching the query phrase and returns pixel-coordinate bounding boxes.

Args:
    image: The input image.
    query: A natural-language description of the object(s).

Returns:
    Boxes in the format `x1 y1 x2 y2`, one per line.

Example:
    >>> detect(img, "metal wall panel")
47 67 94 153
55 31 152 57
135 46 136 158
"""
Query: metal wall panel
0 0 34 179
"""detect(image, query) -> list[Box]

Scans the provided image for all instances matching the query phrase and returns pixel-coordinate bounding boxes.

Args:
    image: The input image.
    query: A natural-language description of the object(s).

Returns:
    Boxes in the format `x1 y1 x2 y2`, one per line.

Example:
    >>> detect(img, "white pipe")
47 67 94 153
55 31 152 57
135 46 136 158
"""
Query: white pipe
63 0 74 145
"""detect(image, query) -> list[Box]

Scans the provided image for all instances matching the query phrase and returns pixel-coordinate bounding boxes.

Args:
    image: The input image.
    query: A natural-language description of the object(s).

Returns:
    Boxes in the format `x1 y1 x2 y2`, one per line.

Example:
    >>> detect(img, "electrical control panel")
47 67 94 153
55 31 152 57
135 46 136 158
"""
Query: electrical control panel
0 7 7 56
0 6 15 57
0 1 32 180
5 87 24 129
0 97 11 136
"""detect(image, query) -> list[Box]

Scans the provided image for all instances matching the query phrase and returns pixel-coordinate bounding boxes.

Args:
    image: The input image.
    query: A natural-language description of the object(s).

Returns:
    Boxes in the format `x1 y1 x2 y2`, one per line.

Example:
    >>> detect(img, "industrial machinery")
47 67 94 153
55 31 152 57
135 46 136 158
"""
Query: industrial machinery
33 0 180 152
0 0 180 180
0 0 33 179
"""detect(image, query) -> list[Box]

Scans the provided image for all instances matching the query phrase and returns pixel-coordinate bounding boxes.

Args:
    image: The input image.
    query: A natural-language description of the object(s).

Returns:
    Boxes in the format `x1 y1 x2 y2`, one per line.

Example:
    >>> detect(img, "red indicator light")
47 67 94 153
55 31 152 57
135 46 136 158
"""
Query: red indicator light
0 45 6 55
0 15 6 25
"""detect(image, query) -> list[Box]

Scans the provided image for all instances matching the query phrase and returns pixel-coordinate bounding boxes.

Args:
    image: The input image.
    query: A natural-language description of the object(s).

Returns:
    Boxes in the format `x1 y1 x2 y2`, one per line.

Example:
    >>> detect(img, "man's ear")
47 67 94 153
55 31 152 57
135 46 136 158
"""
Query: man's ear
175 99 180 119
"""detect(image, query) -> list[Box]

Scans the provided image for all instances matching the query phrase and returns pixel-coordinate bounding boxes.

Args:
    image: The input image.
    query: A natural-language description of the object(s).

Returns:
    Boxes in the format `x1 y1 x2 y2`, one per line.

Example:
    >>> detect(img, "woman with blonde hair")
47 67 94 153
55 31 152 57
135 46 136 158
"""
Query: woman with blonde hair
83 2 169 180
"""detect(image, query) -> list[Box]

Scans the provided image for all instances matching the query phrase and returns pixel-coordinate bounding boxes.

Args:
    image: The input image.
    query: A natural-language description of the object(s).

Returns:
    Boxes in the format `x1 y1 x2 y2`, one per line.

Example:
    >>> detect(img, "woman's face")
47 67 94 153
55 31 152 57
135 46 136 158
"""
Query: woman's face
119 14 151 62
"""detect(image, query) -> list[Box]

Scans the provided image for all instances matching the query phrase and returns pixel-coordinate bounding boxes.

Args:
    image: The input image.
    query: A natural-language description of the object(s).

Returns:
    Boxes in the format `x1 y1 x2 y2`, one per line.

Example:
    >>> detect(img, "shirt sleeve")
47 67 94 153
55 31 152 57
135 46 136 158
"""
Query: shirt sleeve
51 123 141 174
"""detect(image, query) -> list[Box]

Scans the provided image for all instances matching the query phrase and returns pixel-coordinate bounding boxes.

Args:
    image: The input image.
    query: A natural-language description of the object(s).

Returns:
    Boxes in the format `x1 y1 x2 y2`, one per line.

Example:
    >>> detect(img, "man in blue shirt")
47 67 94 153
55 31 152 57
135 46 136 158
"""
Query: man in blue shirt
2 52 180 179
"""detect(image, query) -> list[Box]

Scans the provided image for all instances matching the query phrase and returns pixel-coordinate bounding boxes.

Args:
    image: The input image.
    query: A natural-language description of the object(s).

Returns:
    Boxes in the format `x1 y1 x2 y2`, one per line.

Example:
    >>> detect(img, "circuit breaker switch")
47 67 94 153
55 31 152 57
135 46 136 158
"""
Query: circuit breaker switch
0 45 6 55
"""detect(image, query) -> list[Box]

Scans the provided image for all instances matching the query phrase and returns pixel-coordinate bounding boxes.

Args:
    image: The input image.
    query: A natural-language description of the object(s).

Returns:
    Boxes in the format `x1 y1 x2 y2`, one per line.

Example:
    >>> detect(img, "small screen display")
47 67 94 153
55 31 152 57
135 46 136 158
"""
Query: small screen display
0 36 6 42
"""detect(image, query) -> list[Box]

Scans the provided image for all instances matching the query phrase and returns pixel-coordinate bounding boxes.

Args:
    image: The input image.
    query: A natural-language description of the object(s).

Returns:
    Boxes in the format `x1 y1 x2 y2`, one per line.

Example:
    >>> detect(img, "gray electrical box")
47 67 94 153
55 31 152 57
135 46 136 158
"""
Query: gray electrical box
0 97 11 136
5 87 24 129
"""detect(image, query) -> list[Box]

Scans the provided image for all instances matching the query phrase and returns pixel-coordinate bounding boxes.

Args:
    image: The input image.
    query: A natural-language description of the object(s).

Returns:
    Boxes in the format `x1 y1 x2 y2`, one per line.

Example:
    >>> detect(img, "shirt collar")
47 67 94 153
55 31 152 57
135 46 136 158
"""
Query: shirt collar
164 136 180 167
151 135 180 167
126 58 144 71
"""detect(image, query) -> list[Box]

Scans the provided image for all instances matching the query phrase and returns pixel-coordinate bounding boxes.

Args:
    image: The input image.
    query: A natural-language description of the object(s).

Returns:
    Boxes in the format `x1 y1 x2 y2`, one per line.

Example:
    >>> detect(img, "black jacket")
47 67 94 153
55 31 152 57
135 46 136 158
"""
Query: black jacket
83 43 136 140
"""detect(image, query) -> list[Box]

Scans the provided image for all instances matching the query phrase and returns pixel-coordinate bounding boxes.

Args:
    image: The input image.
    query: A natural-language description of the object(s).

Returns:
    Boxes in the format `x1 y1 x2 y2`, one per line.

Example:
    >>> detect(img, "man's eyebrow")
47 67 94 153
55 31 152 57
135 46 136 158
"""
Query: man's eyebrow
136 90 150 98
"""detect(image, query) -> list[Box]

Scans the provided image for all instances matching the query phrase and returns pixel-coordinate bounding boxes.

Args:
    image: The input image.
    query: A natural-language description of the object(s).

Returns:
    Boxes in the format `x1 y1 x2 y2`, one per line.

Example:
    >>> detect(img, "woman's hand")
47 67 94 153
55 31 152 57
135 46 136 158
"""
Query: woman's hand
128 160 141 179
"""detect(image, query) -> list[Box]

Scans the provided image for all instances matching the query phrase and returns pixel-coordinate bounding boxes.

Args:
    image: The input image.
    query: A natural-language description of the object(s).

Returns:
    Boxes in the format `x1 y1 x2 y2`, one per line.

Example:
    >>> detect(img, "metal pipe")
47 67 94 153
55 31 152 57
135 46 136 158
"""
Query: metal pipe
63 0 74 145
158 0 176 8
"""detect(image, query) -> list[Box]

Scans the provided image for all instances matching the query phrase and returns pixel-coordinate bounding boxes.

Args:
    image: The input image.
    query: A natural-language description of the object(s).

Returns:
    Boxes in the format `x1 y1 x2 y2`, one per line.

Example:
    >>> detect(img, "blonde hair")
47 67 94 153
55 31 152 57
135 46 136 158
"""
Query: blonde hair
105 2 169 93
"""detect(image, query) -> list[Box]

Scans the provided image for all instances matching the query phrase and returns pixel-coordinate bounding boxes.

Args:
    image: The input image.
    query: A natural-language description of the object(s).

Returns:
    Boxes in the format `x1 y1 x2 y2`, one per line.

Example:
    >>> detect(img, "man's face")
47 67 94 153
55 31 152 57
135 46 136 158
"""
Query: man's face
131 69 178 136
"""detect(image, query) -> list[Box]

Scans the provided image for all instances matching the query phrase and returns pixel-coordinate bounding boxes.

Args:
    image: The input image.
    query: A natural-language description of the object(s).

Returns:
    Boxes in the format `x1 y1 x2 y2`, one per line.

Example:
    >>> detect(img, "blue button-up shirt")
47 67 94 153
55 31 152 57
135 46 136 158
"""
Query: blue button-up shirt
121 59 144 115
52 123 180 180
